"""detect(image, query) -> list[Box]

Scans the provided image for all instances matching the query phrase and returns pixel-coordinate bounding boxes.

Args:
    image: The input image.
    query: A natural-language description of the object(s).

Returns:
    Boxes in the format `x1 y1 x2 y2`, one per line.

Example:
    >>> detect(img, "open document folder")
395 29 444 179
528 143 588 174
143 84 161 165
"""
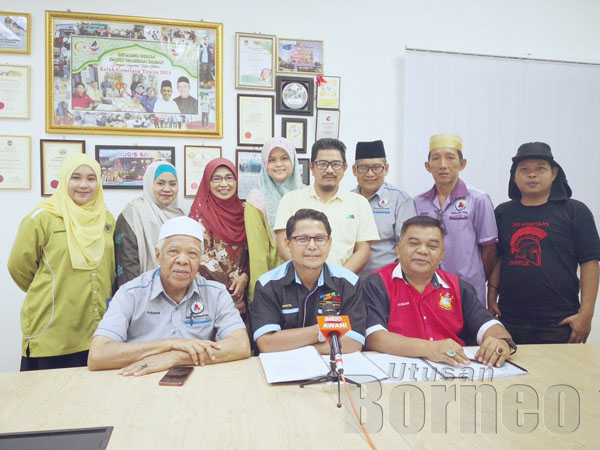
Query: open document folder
258 346 388 384
365 346 527 382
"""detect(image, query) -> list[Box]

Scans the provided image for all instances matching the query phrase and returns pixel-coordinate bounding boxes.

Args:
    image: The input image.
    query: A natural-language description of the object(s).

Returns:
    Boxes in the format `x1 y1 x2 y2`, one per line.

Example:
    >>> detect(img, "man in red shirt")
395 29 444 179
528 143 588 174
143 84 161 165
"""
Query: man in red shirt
363 215 516 367
72 82 93 110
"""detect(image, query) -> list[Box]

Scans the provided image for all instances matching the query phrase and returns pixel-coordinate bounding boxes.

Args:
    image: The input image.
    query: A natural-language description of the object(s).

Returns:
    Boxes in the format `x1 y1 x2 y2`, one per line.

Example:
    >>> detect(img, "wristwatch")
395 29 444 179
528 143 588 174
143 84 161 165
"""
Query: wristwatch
499 337 517 355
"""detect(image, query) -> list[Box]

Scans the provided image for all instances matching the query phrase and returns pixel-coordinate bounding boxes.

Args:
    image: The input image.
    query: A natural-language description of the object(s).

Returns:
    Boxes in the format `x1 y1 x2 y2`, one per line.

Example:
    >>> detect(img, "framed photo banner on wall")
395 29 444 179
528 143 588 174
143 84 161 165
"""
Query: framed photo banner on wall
95 145 175 189
184 145 221 197
40 139 85 196
235 32 275 90
0 11 30 54
46 10 222 137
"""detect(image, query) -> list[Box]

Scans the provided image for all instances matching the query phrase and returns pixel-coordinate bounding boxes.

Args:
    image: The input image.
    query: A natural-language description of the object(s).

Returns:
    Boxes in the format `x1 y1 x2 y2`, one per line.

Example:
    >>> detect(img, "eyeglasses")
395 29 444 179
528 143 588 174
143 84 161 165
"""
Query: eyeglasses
356 164 386 174
435 209 448 235
289 235 330 245
313 160 345 171
210 175 236 183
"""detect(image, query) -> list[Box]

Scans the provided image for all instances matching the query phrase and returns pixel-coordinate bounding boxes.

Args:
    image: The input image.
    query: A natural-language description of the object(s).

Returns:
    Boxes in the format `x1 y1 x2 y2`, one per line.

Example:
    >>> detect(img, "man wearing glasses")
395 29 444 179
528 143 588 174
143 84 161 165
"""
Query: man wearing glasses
274 138 380 275
351 140 416 278
414 133 497 305
251 209 366 353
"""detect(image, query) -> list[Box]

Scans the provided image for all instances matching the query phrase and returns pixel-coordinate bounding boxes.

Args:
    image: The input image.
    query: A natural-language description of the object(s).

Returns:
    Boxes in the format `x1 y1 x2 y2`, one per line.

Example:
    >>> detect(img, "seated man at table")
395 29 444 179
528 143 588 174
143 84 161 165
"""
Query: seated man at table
88 216 250 376
251 208 366 354
363 216 516 367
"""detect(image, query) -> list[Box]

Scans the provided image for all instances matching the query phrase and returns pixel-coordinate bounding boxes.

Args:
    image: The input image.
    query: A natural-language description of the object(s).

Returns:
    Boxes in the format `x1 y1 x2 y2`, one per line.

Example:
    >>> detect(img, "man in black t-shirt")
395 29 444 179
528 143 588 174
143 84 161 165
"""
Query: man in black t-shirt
488 142 600 344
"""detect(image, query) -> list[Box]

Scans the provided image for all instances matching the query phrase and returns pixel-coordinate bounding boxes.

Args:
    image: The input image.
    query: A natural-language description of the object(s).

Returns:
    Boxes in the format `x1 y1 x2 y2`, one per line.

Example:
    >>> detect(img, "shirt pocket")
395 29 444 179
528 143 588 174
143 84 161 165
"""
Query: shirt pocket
280 307 300 329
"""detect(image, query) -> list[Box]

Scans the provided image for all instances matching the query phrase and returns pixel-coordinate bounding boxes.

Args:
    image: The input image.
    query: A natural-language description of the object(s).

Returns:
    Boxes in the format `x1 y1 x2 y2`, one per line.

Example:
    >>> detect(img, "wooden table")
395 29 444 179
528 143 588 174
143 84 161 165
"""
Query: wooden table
1 344 598 449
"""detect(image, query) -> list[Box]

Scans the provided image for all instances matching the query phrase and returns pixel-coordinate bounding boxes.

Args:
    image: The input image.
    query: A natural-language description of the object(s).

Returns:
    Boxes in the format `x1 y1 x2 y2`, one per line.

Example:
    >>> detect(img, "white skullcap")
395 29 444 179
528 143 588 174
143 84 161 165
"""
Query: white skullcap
158 216 205 243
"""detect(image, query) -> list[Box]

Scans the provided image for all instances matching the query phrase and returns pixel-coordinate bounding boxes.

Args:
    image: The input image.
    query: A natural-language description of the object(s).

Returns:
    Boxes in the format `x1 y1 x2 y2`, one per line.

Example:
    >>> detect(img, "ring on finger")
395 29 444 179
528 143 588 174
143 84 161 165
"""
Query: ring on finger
446 348 456 357
495 347 503 355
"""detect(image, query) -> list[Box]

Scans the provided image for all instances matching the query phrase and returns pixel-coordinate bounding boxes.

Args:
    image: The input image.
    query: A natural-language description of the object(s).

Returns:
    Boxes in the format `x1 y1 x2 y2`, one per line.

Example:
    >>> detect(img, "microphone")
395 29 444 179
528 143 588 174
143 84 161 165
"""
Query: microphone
317 303 351 374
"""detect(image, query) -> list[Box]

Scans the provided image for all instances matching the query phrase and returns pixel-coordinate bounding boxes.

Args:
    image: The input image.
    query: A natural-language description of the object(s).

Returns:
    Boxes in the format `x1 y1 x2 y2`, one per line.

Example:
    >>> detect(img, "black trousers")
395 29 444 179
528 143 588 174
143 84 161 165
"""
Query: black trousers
500 319 571 344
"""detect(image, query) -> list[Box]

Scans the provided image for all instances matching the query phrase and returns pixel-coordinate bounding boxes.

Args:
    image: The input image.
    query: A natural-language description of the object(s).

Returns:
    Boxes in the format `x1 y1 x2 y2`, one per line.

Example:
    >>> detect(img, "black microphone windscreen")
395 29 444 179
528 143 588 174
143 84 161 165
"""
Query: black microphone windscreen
323 302 336 315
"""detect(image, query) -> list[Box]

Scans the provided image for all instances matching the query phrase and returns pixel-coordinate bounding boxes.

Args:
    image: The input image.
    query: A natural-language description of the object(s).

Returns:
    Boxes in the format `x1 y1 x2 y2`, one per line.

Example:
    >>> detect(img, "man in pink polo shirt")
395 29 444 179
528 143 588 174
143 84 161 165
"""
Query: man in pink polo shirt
414 133 497 305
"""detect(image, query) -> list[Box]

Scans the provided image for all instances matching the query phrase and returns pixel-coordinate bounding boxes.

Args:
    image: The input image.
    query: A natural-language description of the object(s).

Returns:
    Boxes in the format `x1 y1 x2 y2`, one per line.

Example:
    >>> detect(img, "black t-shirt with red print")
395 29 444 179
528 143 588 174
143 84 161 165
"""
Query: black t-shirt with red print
495 199 600 325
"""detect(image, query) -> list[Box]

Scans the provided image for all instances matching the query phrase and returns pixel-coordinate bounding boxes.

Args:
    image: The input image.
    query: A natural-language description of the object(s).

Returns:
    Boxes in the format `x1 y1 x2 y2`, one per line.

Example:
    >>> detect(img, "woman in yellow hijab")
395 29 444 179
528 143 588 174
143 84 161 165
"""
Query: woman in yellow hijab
8 154 115 371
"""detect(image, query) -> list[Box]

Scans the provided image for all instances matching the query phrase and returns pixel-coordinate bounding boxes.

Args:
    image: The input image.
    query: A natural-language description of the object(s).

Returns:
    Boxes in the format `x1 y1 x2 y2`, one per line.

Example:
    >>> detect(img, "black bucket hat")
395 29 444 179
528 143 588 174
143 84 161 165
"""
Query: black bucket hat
508 142 572 200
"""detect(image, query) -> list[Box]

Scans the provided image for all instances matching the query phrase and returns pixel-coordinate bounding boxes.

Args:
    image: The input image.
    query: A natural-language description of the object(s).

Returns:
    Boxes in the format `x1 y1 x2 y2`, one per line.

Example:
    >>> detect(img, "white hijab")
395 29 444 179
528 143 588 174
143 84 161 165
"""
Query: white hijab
121 161 184 273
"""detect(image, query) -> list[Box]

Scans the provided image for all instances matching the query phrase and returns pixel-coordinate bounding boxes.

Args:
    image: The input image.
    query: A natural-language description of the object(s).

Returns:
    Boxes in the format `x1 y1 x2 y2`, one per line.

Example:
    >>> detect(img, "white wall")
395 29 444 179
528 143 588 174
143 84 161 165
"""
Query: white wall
2 0 600 371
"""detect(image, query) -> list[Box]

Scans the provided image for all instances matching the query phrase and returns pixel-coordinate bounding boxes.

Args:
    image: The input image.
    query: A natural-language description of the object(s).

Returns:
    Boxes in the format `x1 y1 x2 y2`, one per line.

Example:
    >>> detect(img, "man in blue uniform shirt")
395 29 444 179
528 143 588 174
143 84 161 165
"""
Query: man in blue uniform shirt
88 216 250 376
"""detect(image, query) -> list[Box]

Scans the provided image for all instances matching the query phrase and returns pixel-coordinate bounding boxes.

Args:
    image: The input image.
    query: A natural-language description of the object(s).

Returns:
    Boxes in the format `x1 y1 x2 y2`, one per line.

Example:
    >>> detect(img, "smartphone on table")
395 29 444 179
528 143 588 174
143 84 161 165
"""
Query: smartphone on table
159 366 194 386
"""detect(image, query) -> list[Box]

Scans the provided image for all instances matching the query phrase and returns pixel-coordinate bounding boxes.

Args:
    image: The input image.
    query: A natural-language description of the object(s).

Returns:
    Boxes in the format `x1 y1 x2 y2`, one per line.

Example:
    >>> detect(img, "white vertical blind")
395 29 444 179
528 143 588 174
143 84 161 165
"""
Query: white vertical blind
403 49 600 222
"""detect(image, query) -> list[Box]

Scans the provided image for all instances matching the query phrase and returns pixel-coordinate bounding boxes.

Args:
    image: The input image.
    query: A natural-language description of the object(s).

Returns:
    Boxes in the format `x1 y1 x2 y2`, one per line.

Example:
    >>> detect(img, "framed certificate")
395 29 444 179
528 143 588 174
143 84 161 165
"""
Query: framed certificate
0 12 30 54
316 76 340 109
46 11 222 137
184 145 221 197
0 135 30 189
235 32 275 90
277 38 323 75
281 117 307 153
0 64 30 119
40 139 85 196
237 94 274 146
315 109 340 140
276 76 314 116
235 149 262 200
95 145 175 189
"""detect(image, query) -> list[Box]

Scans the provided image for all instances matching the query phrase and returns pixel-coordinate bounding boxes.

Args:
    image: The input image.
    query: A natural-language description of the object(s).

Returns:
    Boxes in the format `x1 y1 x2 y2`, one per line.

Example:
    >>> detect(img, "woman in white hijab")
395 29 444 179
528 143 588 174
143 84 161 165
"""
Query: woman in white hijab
113 161 184 290
244 137 303 304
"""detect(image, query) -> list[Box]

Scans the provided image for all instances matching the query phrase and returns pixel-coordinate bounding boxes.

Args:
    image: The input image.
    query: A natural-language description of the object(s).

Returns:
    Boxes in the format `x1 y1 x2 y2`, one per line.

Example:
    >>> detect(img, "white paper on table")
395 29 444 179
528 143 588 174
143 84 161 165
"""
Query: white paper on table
428 346 528 380
259 346 329 383
365 347 527 383
258 347 389 384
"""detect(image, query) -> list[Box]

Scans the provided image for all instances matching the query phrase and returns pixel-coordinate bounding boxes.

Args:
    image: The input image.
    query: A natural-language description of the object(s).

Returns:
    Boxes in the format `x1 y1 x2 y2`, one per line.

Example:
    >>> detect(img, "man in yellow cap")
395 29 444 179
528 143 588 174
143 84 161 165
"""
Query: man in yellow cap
413 133 497 305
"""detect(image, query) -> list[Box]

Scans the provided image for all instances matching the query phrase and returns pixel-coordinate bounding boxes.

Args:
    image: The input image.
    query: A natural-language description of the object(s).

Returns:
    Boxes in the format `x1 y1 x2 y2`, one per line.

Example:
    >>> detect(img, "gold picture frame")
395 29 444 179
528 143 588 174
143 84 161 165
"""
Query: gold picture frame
0 11 30 54
46 10 222 138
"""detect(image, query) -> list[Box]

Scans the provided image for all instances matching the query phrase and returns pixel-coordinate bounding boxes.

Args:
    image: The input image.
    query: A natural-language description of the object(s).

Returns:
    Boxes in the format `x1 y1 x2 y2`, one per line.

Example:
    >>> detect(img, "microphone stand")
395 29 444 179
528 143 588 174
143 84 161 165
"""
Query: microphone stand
299 345 361 408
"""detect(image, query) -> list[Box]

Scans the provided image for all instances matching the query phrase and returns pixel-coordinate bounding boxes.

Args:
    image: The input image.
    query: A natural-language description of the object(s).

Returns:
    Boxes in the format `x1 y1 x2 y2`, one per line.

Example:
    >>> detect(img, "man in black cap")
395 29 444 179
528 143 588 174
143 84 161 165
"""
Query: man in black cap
488 142 600 344
173 76 198 115
351 140 415 278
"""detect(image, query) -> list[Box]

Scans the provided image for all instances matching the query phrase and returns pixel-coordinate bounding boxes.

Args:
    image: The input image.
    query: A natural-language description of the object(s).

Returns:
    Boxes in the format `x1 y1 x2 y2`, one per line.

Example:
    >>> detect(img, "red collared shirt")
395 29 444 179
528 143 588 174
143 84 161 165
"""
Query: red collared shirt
363 263 499 345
